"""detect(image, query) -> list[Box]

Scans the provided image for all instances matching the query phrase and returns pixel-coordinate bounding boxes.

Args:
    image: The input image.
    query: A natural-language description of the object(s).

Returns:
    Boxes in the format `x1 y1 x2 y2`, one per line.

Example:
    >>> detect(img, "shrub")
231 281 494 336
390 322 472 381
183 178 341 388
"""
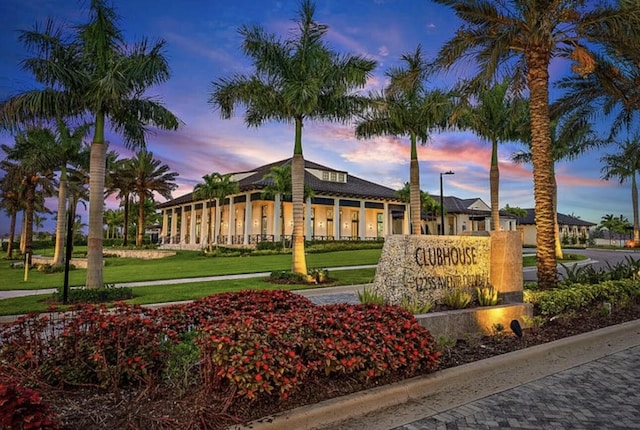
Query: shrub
524 279 640 316
400 297 433 314
357 287 384 305
476 286 499 306
0 384 59 430
442 289 472 309
54 285 134 303
0 290 441 407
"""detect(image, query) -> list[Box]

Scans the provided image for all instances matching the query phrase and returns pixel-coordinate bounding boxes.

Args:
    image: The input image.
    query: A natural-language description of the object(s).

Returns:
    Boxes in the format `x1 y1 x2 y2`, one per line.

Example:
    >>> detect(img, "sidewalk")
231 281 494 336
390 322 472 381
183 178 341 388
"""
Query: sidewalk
0 264 377 301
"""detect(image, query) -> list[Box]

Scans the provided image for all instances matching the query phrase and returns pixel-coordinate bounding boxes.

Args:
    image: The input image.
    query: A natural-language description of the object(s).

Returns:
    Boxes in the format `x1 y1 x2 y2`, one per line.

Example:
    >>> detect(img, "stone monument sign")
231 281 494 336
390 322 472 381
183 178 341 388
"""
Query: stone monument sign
372 232 522 306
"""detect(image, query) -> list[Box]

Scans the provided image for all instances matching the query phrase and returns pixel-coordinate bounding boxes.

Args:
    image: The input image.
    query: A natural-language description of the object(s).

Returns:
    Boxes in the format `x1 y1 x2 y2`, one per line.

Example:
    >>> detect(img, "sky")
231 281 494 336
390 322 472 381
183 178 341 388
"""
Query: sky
0 0 634 236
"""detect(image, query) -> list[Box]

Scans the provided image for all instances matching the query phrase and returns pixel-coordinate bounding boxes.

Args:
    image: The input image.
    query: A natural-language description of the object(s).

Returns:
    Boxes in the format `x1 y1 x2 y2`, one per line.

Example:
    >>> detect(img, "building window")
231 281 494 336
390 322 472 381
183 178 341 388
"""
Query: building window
322 171 329 181
326 209 334 238
377 213 383 238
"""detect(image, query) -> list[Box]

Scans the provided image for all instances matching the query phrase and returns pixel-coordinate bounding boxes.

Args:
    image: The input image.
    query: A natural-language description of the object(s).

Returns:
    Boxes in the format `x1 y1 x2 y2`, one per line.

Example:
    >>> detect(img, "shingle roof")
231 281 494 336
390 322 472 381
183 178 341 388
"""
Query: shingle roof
157 158 401 208
434 195 516 218
514 208 596 227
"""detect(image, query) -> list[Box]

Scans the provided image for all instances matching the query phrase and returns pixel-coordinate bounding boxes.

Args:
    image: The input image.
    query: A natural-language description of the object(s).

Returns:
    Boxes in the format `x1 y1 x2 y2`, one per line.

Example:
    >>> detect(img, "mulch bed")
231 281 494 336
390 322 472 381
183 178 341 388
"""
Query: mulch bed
39 300 640 429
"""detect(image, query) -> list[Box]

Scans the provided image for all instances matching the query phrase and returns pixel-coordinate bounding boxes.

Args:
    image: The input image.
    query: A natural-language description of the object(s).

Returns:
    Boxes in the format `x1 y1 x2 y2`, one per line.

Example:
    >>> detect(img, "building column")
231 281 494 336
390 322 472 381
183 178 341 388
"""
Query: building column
180 205 189 244
201 203 209 248
359 201 366 240
161 210 168 243
274 194 281 241
170 208 178 243
383 202 390 236
305 196 312 241
189 204 196 245
334 200 340 239
214 199 221 245
244 195 252 245
403 204 410 235
227 198 235 245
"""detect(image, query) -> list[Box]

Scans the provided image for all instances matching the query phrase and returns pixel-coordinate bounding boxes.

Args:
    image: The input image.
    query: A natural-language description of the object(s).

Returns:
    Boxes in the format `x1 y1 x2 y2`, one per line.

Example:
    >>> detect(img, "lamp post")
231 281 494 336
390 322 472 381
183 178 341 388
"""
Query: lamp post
440 171 454 235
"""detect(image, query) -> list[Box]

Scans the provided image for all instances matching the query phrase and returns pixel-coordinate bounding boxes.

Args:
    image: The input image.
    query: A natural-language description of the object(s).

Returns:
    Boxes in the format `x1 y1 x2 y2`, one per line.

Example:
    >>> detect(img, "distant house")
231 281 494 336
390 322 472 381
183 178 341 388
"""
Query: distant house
428 196 518 235
513 209 596 246
156 158 409 249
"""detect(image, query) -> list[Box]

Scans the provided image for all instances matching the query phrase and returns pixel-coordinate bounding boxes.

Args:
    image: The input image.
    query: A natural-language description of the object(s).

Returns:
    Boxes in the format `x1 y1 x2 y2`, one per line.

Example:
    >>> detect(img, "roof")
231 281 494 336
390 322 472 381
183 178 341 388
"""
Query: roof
435 195 516 219
514 209 596 227
157 158 402 208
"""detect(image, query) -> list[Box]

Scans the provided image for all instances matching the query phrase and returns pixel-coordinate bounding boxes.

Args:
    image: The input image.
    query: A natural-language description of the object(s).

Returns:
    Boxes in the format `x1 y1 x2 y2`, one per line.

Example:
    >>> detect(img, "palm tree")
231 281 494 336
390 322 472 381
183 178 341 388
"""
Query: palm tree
107 157 137 246
512 116 603 258
129 150 178 247
103 208 123 239
193 172 238 251
261 165 292 245
553 37 640 141
51 120 91 265
0 165 24 259
356 45 452 236
395 182 441 234
0 0 181 287
209 0 375 275
431 0 640 289
601 138 640 245
452 79 529 231
1 128 56 264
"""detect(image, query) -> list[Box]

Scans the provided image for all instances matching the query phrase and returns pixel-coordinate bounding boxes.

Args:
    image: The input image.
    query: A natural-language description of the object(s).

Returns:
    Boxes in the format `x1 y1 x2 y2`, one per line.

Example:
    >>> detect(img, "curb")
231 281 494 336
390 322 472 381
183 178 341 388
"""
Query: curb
234 319 640 430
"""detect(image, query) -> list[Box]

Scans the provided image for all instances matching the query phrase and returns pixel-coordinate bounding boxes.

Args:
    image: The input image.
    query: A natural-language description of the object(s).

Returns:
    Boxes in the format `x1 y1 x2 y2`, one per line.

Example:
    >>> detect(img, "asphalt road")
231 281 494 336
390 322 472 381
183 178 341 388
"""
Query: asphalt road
523 247 640 282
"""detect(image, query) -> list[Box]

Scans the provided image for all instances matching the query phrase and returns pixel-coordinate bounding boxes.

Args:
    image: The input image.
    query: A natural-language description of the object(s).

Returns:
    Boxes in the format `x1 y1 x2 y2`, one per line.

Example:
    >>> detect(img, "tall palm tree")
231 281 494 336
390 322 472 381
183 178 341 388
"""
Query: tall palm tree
356 45 452 236
431 0 640 289
193 172 238 251
51 120 91 265
512 116 603 258
210 0 375 275
0 0 181 287
601 138 640 245
452 79 529 231
129 150 178 247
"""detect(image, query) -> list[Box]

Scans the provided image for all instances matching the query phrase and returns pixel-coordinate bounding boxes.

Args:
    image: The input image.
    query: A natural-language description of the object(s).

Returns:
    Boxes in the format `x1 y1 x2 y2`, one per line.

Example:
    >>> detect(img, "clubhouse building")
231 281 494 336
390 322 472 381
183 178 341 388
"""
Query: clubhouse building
156 158 592 249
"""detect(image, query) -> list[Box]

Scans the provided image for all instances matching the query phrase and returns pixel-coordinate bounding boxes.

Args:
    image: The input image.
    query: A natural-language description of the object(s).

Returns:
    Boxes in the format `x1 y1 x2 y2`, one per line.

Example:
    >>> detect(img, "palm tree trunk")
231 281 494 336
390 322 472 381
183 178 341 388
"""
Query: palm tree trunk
123 194 130 246
490 140 500 231
291 118 308 275
632 174 639 243
553 174 563 259
526 51 557 290
53 166 68 265
137 196 145 247
409 134 422 235
20 211 26 254
24 183 35 266
86 115 106 289
7 209 16 259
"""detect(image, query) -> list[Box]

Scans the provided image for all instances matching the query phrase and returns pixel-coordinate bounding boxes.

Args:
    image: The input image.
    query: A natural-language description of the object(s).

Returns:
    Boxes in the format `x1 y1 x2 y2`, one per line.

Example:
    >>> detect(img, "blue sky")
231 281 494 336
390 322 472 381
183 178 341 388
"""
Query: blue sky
0 0 633 235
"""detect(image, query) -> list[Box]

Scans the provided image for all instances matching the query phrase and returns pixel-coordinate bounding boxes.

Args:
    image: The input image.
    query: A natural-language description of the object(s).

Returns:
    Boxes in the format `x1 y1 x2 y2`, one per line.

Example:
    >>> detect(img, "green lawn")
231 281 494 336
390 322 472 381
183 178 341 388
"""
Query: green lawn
0 249 382 291
0 249 586 316
0 267 376 316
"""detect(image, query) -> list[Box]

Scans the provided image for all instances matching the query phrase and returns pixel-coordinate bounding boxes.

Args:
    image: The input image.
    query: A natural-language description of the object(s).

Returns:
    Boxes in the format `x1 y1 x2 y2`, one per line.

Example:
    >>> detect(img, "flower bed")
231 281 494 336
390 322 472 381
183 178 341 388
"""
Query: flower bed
0 290 440 429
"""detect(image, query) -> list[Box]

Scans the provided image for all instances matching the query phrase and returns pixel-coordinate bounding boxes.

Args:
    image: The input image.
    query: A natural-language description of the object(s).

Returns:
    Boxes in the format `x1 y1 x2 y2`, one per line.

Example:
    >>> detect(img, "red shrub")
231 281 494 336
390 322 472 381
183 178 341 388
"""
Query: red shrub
0 384 59 430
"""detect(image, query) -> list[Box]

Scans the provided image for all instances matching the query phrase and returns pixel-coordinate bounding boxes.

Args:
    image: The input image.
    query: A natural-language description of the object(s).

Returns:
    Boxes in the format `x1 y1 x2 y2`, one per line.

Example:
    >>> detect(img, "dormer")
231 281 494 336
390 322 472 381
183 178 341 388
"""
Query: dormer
308 168 347 183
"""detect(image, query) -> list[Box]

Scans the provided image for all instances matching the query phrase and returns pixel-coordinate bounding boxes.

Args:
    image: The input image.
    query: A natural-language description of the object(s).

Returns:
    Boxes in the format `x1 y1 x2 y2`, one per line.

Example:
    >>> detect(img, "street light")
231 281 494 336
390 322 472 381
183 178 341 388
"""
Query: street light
440 171 454 235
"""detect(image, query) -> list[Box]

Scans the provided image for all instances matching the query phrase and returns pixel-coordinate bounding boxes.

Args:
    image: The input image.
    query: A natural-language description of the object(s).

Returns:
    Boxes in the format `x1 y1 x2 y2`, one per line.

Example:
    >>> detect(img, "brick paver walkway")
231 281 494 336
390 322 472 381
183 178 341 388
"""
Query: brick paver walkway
395 346 640 430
